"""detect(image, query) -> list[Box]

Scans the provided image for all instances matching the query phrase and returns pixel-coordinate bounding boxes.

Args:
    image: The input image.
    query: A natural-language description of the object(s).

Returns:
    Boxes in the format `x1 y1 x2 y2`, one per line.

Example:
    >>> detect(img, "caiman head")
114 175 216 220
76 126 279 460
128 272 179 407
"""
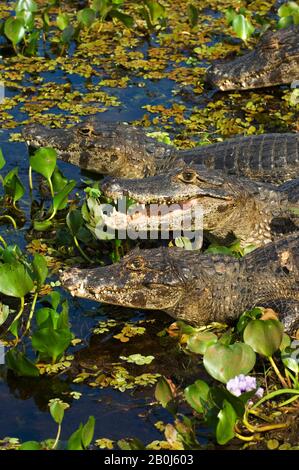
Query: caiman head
60 247 236 325
101 164 279 246
23 119 171 178
206 26 299 90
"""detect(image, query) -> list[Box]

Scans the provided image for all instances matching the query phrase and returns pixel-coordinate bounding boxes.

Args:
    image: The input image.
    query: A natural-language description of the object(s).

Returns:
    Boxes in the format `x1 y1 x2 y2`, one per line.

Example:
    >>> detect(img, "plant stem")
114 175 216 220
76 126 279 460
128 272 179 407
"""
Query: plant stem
0 235 7 247
29 166 33 192
278 394 299 407
0 215 17 229
234 431 255 442
268 355 288 388
251 389 299 410
74 236 92 263
52 423 61 450
23 290 39 336
47 177 54 198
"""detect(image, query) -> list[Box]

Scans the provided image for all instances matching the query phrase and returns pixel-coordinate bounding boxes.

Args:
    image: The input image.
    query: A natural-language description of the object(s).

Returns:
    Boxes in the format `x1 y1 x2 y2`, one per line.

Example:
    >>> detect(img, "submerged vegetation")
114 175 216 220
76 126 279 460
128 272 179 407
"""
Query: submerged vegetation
0 0 298 450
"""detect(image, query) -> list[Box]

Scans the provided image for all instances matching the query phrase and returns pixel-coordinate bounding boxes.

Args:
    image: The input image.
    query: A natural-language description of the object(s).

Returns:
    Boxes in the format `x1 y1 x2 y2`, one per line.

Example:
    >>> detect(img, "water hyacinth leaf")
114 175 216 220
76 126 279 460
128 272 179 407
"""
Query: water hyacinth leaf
66 209 83 236
20 441 43 450
3 168 25 203
52 181 76 213
77 8 96 27
0 262 34 297
6 349 39 377
33 220 53 231
4 18 25 45
203 342 256 384
29 147 57 181
184 379 210 413
187 4 199 28
31 327 72 363
31 253 48 286
145 0 166 23
216 399 237 445
110 10 134 28
0 303 10 326
51 167 68 193
61 25 75 44
187 331 218 355
243 319 284 357
225 6 237 25
67 424 83 450
281 344 299 375
35 307 59 328
81 416 95 448
16 9 34 29
50 400 65 425
155 377 173 408
210 386 245 417
15 0 38 12
232 14 255 41
0 148 6 170
43 291 61 310
56 13 70 31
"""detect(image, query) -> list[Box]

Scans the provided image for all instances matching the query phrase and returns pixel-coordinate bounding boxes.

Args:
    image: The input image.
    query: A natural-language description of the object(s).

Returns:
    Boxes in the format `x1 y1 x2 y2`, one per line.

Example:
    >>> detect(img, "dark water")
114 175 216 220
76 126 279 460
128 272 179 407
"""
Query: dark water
0 2 293 446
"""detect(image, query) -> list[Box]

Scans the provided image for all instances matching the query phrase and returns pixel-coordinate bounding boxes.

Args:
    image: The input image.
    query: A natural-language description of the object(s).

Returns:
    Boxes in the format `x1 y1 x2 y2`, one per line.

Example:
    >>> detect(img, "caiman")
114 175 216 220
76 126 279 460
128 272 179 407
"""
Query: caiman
101 164 299 247
206 26 299 90
23 121 299 183
60 233 299 334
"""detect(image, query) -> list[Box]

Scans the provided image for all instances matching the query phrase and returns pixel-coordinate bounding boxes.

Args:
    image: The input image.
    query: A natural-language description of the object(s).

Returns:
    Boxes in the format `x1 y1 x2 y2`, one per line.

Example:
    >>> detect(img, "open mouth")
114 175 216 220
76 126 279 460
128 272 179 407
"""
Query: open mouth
97 197 210 233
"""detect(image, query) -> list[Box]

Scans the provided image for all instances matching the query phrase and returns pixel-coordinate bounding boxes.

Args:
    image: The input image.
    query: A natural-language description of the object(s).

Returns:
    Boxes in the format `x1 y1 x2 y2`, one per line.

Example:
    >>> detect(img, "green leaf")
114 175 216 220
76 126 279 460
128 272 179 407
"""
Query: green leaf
52 181 76 214
31 253 48 286
187 4 199 28
110 10 134 28
81 416 95 448
4 18 25 45
0 262 34 297
243 319 284 357
66 209 83 236
67 424 83 450
154 377 173 408
6 349 39 377
56 13 70 31
15 0 38 12
187 331 218 355
50 400 65 425
31 327 72 363
3 168 25 203
145 0 166 23
61 24 75 44
77 8 96 27
232 14 255 41
30 147 57 181
184 379 210 413
0 148 6 170
33 220 53 231
216 399 237 445
226 6 237 25
20 441 42 450
51 167 68 193
203 342 256 383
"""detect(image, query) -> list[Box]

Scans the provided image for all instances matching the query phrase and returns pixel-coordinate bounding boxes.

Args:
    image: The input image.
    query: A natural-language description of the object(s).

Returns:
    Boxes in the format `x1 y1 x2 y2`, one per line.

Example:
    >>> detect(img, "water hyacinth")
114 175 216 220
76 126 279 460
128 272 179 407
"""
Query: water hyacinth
226 374 264 400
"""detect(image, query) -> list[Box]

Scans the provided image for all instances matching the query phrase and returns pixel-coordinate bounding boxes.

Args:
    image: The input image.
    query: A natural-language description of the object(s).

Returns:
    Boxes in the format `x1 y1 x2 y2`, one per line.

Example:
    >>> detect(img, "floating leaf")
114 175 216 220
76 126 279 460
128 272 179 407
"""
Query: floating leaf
203 342 256 383
4 18 25 45
184 379 210 414
155 377 173 408
0 262 34 297
216 399 237 445
243 319 283 357
30 147 57 181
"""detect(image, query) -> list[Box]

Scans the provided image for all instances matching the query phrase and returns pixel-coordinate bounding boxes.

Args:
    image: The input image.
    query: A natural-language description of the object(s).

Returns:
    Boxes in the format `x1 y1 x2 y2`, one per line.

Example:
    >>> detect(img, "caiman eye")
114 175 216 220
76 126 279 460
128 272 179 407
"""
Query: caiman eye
179 169 198 183
79 126 93 136
126 256 146 271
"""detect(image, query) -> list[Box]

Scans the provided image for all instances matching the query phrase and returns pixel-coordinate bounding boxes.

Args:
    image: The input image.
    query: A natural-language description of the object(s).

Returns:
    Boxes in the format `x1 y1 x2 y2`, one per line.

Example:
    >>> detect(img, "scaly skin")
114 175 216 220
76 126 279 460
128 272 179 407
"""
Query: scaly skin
101 164 297 247
23 121 299 183
60 234 299 334
23 120 179 178
206 26 299 90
